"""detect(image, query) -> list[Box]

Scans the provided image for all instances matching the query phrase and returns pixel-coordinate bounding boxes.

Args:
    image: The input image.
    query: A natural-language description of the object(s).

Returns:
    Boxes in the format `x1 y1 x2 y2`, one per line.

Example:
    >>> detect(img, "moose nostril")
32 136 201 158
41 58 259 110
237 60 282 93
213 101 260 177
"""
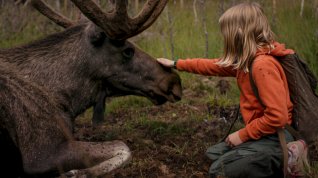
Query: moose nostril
173 94 181 101
171 83 182 101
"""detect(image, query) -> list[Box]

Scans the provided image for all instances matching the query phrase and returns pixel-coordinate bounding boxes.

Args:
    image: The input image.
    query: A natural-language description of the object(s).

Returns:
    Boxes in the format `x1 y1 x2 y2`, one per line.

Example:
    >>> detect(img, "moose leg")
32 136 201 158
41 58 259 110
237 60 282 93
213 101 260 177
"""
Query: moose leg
59 140 131 177
61 140 131 177
0 130 24 177
92 91 107 127
22 140 130 177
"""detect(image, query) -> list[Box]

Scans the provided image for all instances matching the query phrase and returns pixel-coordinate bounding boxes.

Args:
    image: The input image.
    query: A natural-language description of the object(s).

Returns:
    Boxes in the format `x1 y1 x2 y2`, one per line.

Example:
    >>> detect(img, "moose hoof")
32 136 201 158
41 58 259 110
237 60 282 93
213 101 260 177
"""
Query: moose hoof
62 170 87 178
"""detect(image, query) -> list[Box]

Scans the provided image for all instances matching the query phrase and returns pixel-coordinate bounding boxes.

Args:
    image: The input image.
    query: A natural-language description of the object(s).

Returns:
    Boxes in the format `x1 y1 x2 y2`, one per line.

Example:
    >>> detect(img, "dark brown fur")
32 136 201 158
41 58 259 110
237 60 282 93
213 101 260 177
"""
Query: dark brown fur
0 62 132 177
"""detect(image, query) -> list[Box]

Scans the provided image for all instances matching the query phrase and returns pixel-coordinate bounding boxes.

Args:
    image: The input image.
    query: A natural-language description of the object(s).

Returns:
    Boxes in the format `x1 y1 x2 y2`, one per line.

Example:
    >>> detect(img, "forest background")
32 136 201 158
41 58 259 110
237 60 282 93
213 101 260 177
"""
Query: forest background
1 0 318 177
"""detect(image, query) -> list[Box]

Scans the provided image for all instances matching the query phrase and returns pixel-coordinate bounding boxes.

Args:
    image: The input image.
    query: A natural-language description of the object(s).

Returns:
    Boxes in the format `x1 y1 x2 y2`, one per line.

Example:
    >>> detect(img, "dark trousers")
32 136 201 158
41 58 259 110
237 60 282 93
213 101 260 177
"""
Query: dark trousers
206 130 294 178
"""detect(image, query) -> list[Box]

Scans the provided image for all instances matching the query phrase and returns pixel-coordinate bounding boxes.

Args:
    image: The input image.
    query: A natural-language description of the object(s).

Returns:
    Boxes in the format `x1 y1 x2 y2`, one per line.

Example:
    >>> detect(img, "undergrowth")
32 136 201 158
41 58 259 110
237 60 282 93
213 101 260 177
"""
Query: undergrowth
1 0 318 177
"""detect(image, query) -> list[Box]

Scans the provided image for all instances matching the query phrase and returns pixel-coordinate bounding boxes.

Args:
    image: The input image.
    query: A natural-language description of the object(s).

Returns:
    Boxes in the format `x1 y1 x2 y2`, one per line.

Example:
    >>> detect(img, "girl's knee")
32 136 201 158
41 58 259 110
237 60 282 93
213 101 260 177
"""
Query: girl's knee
206 142 231 161
209 151 275 178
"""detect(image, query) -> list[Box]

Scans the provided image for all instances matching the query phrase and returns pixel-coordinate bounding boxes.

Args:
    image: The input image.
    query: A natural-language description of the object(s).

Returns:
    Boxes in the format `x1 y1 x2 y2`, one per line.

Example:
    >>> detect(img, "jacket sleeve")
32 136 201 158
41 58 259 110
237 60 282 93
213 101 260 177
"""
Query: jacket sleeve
238 58 290 142
176 58 236 77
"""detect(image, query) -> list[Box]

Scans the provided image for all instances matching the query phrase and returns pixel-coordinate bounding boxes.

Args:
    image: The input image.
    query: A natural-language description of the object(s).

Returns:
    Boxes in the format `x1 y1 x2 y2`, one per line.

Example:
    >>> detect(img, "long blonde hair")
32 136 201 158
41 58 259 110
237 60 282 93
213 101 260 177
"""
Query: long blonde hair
217 2 275 72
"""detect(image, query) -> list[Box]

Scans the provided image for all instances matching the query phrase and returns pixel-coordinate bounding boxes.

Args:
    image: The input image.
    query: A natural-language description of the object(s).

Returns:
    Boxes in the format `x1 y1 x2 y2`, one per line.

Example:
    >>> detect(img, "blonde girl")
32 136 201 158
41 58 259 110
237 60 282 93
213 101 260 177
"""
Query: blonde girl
157 2 294 177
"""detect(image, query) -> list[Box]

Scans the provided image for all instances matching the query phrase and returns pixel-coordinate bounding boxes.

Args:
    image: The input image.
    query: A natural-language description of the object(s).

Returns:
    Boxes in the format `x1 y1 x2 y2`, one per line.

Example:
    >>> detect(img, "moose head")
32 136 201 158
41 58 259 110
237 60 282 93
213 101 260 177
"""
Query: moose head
3 0 182 126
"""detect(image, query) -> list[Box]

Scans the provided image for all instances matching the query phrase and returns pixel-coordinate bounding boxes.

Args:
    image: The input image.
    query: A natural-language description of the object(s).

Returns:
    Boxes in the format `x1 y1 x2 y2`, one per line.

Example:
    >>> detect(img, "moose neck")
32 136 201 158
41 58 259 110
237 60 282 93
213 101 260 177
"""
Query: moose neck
0 25 103 119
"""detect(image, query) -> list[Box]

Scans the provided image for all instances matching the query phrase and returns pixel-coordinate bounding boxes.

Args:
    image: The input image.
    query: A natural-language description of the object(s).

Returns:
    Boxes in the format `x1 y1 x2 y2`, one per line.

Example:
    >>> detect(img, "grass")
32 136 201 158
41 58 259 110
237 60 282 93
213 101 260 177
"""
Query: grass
1 0 318 177
275 1 318 77
105 96 152 113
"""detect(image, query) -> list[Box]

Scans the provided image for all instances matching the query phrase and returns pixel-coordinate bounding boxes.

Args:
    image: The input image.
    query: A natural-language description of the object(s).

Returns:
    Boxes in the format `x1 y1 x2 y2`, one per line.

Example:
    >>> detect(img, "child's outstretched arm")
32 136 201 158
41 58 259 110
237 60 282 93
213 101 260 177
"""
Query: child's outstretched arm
157 57 236 77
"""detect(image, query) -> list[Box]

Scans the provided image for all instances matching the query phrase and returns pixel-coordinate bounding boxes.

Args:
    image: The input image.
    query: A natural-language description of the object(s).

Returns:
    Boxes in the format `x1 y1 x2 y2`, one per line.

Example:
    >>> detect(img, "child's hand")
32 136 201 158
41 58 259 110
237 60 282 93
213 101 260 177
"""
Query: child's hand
157 58 175 68
225 131 243 147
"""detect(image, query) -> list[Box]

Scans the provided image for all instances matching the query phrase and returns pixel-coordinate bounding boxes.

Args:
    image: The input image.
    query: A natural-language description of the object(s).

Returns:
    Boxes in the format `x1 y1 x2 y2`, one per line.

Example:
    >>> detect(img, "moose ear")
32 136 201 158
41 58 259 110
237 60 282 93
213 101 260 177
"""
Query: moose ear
86 24 107 47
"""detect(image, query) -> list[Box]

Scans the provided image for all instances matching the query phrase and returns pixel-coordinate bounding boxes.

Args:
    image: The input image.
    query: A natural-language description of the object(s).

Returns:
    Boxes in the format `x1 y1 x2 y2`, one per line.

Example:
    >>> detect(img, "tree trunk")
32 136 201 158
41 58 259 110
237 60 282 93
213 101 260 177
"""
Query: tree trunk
135 0 139 13
166 5 174 61
315 0 318 19
200 0 208 58
193 0 198 24
219 0 225 17
180 0 184 9
272 0 277 29
63 0 66 11
231 0 236 6
56 0 61 10
300 0 305 17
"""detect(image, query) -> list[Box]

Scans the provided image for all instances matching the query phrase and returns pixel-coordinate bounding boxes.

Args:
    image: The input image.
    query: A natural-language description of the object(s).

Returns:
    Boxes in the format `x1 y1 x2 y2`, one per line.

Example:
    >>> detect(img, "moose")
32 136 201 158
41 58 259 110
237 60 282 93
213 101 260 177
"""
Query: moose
0 62 134 177
0 0 182 177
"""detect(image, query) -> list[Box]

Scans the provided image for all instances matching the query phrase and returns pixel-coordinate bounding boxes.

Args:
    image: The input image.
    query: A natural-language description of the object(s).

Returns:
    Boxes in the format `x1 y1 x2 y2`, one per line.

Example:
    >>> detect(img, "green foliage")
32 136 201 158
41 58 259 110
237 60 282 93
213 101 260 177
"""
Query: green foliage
0 0 316 145
134 117 191 137
1 0 318 176
274 1 318 77
105 96 152 114
1 0 316 130
135 0 223 60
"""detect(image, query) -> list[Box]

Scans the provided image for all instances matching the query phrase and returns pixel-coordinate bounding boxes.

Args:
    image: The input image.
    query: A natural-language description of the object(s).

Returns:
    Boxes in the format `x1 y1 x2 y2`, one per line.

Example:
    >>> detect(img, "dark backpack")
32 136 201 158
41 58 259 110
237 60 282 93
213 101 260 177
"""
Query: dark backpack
249 53 318 144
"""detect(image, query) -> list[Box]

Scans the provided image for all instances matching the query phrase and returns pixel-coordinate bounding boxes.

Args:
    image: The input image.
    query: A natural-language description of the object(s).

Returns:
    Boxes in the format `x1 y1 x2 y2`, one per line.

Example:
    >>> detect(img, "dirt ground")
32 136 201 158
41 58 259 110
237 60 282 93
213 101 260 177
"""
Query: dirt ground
73 96 242 178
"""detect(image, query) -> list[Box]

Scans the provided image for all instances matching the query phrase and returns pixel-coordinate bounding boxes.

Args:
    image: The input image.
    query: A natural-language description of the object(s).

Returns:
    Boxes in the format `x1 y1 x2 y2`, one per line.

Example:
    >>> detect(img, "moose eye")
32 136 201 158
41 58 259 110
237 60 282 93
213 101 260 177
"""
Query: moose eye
122 48 135 59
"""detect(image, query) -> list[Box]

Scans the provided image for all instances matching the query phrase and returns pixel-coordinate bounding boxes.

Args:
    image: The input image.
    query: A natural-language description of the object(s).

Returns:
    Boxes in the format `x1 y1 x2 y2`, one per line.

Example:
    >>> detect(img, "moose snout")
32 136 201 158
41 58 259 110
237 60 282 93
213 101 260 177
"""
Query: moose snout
170 83 182 102
158 74 182 103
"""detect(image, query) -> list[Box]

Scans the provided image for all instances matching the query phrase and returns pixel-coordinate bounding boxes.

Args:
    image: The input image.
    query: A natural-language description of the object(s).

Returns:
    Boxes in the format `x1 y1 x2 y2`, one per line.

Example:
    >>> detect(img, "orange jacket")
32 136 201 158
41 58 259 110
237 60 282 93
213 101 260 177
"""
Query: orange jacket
176 42 294 142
